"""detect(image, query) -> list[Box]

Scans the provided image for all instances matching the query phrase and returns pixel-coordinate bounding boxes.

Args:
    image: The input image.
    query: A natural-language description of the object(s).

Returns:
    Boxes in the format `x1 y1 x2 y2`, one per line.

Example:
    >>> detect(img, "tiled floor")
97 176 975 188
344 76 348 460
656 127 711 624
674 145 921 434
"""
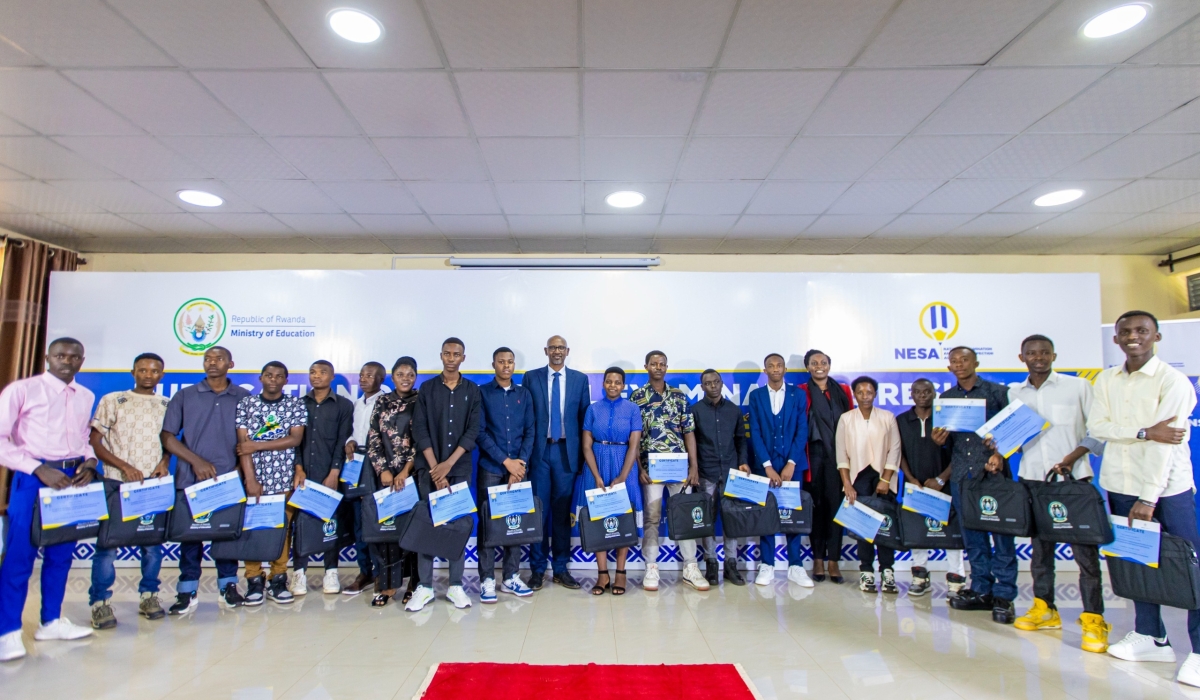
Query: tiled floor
2 567 1199 700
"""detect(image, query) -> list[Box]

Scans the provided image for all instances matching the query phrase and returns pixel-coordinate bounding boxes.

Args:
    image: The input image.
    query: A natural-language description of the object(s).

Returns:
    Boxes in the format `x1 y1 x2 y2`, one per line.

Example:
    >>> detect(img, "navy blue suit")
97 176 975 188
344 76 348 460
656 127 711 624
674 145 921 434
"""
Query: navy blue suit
521 365 591 575
748 383 809 567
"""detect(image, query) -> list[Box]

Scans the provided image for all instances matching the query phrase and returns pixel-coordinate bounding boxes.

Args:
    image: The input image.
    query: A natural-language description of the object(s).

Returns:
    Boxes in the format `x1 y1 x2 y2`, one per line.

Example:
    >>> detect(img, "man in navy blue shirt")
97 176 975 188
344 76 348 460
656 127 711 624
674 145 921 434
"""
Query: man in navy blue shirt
475 347 536 603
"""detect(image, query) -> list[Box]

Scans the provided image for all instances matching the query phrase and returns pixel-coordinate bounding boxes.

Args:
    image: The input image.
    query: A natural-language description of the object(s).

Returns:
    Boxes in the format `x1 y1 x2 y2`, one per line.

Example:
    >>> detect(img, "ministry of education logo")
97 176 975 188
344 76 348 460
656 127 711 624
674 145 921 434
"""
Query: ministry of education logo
173 298 227 356
925 517 943 532
691 507 704 525
193 512 212 525
880 515 893 533
505 513 522 530
603 516 619 534
979 495 998 517
322 520 338 537
919 301 959 343
1049 501 1069 523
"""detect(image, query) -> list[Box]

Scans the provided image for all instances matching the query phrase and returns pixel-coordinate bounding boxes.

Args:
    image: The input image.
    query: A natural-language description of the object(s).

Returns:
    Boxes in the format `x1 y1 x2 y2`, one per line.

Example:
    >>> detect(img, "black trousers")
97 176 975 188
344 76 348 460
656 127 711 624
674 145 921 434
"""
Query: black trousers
853 468 894 573
1020 479 1103 614
806 442 844 562
370 543 415 592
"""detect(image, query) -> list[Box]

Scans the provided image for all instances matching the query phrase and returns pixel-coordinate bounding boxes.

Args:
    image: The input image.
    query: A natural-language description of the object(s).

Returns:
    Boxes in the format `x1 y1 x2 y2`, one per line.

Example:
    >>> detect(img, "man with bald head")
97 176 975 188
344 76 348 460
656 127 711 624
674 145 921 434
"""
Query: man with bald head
521 335 591 589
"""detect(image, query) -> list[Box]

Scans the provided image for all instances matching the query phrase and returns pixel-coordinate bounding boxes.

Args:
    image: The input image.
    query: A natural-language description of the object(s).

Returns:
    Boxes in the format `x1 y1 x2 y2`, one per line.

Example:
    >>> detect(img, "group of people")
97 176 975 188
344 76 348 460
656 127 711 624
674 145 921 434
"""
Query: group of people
0 311 1198 689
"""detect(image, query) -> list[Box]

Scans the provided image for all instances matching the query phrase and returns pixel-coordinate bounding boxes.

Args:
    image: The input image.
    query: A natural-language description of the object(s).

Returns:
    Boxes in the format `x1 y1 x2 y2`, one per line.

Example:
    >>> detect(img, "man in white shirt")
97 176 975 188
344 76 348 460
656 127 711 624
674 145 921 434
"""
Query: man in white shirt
1088 311 1200 687
1007 335 1108 653
342 362 385 595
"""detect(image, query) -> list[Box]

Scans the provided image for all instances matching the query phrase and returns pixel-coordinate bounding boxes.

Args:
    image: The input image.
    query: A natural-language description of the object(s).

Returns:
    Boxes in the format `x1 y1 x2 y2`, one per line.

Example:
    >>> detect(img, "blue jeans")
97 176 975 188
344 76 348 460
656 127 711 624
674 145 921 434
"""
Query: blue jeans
89 545 164 605
177 541 238 595
530 441 575 575
0 469 76 635
761 533 805 567
952 480 1018 601
350 499 373 578
1110 490 1200 651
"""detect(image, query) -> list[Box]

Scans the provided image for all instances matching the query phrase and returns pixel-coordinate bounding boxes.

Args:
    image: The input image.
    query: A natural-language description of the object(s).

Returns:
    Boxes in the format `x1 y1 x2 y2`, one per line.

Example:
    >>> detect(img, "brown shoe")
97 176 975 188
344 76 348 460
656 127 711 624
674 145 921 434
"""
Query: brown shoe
342 573 373 596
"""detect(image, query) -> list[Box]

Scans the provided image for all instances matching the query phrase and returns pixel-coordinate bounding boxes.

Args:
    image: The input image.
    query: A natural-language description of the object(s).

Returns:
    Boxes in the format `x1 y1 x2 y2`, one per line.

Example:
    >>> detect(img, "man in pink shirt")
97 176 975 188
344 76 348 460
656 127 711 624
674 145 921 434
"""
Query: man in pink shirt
0 338 99 662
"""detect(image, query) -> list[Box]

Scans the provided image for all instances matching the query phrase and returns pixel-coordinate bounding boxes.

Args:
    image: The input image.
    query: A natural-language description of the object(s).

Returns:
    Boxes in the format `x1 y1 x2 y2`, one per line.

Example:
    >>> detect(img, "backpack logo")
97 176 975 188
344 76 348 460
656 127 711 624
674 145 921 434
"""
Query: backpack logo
603 516 619 534
925 517 943 532
322 520 337 537
880 515 893 533
381 516 396 527
505 514 522 530
139 513 156 527
1049 501 1069 523
691 507 704 525
193 512 212 525
979 496 998 517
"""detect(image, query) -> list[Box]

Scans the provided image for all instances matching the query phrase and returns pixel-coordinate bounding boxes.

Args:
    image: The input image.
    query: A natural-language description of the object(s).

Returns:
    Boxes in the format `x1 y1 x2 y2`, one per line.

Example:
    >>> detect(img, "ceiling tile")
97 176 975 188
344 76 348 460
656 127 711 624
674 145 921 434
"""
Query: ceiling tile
991 179 1132 213
729 215 816 238
266 0 441 69
1057 134 1200 179
583 138 685 181
677 137 790 180
1073 180 1200 214
845 237 930 254
50 181 180 213
1110 237 1199 256
494 182 581 215
584 182 670 214
450 237 520 253
584 0 736 68
584 215 660 236
1142 98 1200 135
65 70 250 136
951 212 1054 236
241 236 326 253
316 181 422 215
0 137 119 179
908 236 1006 254
961 133 1121 178
716 238 788 253
134 179 263 213
908 179 1039 214
158 137 305 180
779 238 861 254
1092 213 1200 237
224 180 343 214
425 0 577 68
1162 194 1200 213
407 183 501 214
827 180 944 214
771 136 901 180
266 137 394 180
978 236 1064 255
584 72 706 136
0 115 34 136
652 238 723 254
1046 237 1128 254
54 136 209 179
1156 153 1200 179
507 215 584 237
917 68 1107 134
664 182 759 215
1030 67 1200 134
70 236 184 253
194 72 359 136
379 236 453 254
802 215 895 237
271 213 365 235
351 215 439 235
193 212 293 234
309 236 392 254
118 212 223 234
873 213 975 236
1020 213 1136 236
0 181 100 213
0 213 83 238
858 0 1055 67
864 135 1009 180
373 139 488 181
0 0 173 67
1134 14 1200 64
745 182 850 215
479 138 580 181
0 71 137 135
804 69 974 135
656 215 737 237
696 72 838 135
515 237 587 253
721 0 895 68
456 72 578 137
432 215 509 236
109 0 311 68
585 236 654 253
325 73 470 137
42 212 152 235
0 164 27 181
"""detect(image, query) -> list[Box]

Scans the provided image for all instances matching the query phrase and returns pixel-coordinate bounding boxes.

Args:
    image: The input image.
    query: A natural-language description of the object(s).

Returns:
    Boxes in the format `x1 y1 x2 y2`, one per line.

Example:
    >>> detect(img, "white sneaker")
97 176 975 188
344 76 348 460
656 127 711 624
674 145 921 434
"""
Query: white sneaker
0 630 25 661
755 563 774 586
643 563 660 591
682 563 711 591
447 585 472 609
289 570 308 597
322 570 341 594
859 572 876 592
788 565 815 588
480 578 497 604
34 617 93 641
1179 653 1200 687
405 585 435 612
1107 631 1176 662
501 575 533 597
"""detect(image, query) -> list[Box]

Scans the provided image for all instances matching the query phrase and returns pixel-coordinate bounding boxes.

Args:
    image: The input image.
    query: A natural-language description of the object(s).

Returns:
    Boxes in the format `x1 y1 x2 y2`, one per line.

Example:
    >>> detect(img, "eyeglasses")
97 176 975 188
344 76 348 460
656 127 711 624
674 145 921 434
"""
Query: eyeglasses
546 345 568 351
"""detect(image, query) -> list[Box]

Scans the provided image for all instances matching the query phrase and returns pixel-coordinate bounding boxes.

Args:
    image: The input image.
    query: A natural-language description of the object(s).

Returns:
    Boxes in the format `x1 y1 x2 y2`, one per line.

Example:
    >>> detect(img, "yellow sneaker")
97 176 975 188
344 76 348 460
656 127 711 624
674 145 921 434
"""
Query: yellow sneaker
1079 613 1111 653
1013 598 1061 631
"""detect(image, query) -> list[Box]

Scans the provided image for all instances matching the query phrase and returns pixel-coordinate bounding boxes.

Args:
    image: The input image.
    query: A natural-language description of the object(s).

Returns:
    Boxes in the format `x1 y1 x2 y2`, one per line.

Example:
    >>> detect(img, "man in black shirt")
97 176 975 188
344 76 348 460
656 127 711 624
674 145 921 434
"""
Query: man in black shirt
406 337 482 612
689 370 750 586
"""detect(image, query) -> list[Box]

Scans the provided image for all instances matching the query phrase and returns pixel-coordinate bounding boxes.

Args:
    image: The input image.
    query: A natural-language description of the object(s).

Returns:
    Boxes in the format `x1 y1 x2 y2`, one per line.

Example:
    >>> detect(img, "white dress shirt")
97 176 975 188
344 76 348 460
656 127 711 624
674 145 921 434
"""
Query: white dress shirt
349 390 382 447
546 366 567 435
767 384 786 416
1009 371 1095 481
1088 355 1196 502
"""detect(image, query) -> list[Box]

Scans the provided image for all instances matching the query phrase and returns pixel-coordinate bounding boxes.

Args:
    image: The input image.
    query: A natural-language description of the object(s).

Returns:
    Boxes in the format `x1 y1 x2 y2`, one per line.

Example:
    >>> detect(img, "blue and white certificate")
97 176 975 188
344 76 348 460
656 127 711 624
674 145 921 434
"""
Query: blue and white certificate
118 476 175 521
724 469 770 506
39 482 108 528
933 398 987 432
1100 516 1160 567
975 399 1050 458
184 472 246 518
243 495 286 530
834 499 885 543
487 480 535 518
585 482 633 520
902 483 952 525
374 479 418 522
287 480 344 522
429 482 476 526
648 452 689 483
770 481 804 511
340 456 364 486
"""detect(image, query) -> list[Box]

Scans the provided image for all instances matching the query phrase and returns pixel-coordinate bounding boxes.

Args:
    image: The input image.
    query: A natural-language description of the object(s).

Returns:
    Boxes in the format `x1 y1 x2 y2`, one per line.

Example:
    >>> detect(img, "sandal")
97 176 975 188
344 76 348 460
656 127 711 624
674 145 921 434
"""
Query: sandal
591 572 611 596
402 586 416 604
612 569 627 596
371 593 391 607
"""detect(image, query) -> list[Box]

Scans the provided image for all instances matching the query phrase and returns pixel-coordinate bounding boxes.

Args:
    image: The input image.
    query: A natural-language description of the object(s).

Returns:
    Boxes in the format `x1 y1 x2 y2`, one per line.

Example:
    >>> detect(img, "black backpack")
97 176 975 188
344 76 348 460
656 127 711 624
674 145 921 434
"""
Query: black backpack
778 489 814 535
577 505 639 553
166 490 244 543
1108 531 1200 610
666 488 715 542
719 492 781 539
96 479 169 549
961 473 1033 537
856 495 905 550
398 500 474 561
1031 473 1113 545
898 507 964 550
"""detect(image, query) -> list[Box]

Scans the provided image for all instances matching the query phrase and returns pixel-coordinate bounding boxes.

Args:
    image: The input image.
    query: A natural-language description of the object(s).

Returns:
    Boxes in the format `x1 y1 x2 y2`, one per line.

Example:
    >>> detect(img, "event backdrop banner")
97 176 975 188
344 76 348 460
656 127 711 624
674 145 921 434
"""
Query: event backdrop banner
48 270 1102 571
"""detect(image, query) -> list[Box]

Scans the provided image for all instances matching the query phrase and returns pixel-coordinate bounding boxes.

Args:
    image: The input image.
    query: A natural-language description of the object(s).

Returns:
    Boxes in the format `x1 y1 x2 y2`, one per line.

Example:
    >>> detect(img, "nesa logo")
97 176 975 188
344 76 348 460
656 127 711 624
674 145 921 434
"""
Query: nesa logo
894 301 959 361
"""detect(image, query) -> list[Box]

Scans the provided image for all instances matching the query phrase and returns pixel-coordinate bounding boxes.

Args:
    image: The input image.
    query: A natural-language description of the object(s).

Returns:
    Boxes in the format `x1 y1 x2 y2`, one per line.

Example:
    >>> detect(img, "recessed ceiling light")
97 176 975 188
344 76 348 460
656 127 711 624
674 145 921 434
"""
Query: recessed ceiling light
605 191 645 208
1083 4 1148 38
329 9 382 43
1033 189 1084 207
177 189 224 207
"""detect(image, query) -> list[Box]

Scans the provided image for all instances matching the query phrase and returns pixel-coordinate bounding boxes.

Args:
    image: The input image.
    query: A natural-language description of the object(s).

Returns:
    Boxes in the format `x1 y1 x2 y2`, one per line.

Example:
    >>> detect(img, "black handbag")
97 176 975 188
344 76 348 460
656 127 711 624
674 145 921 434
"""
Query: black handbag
577 505 639 553
481 496 544 548
856 495 905 550
360 488 416 544
339 454 377 500
1108 532 1200 610
961 473 1032 537
899 506 965 550
293 505 355 559
1030 473 1113 545
719 492 781 539
209 526 288 562
31 496 102 547
96 479 169 549
398 500 473 560
166 490 244 543
778 489 814 535
666 488 715 542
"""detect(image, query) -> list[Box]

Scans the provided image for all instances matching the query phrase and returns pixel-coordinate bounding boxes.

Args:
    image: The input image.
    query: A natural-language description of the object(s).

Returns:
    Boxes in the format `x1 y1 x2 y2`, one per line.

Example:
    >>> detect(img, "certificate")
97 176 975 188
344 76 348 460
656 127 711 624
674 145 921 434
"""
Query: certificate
1100 516 1160 567
429 482 476 526
902 483 952 525
374 479 418 522
975 399 1049 458
184 472 246 518
243 495 286 530
487 481 536 518
933 398 986 432
647 452 689 483
39 483 108 528
287 480 344 521
585 482 633 520
340 456 364 485
724 469 770 506
118 476 176 521
834 499 885 543
770 481 804 511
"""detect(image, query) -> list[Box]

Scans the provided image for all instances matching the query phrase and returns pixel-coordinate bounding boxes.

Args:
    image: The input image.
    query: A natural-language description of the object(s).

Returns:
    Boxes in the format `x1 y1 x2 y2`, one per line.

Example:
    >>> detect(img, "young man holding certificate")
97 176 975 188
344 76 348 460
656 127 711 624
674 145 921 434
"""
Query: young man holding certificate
0 338 99 661
87 352 173 629
690 370 750 586
631 350 709 592
1089 312 1200 686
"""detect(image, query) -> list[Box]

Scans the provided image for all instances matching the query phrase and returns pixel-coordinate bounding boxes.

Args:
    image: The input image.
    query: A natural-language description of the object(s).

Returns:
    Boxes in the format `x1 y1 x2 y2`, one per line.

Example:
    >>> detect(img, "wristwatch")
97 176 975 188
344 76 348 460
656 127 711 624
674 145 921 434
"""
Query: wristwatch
1137 429 1148 440
935 477 945 486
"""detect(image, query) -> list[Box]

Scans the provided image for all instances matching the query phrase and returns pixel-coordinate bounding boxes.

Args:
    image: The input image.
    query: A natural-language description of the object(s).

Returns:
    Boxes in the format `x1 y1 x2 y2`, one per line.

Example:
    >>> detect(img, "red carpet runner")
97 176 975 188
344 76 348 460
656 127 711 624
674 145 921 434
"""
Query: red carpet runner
414 662 761 700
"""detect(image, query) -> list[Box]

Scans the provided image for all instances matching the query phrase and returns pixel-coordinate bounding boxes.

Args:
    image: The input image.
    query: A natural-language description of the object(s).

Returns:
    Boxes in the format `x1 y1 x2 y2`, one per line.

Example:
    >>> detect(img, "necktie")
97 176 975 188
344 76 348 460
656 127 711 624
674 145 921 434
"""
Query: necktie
551 372 563 441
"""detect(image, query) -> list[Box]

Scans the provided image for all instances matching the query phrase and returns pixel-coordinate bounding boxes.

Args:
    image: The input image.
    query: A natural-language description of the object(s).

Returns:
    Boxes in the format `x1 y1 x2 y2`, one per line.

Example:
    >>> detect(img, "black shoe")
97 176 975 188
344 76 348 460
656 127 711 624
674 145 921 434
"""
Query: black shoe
948 589 994 611
723 560 746 586
528 571 545 590
553 571 582 590
992 598 1016 624
221 583 246 608
168 592 197 615
705 559 720 587
244 576 266 606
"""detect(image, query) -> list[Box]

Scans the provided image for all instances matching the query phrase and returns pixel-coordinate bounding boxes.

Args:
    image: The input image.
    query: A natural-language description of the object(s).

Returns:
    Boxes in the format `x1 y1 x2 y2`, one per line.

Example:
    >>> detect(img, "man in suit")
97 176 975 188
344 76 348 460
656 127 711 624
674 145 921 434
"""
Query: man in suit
522 335 590 590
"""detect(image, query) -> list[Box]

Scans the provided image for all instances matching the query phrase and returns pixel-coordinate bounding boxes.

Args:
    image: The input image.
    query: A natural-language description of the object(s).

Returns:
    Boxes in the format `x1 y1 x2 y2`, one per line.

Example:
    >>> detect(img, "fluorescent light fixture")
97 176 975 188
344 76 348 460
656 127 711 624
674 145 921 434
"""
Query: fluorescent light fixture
1033 189 1085 207
605 191 645 208
177 189 223 207
449 257 660 270
1083 4 1148 38
329 9 382 43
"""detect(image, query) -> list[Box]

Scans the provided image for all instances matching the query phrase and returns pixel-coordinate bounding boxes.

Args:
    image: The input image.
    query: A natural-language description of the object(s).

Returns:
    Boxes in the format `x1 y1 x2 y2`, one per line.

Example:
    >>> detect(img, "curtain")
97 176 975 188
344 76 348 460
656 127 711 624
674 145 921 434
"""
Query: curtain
0 237 79 512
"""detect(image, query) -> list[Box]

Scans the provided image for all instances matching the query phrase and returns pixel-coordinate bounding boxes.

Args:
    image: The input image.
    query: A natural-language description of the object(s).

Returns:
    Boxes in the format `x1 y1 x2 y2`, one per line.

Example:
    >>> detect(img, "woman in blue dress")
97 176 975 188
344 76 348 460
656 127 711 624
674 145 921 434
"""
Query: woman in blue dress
580 367 643 596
